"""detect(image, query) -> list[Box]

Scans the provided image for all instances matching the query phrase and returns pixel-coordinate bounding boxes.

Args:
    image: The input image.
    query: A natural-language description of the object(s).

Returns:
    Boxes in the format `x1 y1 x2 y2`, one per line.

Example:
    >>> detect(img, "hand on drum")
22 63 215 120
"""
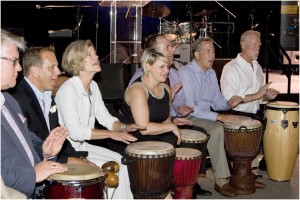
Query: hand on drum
171 83 183 101
176 105 194 117
264 88 279 101
217 114 242 124
34 161 68 182
110 131 138 144
171 124 182 145
42 126 68 158
172 117 193 126
227 95 244 108
256 82 273 99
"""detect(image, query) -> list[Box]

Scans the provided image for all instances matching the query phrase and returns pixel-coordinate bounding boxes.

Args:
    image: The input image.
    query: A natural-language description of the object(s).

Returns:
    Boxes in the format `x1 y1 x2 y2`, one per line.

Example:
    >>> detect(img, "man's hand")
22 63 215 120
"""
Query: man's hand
171 83 182 101
176 105 194 117
43 126 68 158
264 88 279 101
256 82 272 99
172 117 193 126
228 95 244 108
35 161 68 182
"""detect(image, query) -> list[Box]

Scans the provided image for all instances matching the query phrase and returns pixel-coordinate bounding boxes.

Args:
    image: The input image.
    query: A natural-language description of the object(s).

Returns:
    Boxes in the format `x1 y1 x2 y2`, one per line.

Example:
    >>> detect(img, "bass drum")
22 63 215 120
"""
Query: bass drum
173 43 191 69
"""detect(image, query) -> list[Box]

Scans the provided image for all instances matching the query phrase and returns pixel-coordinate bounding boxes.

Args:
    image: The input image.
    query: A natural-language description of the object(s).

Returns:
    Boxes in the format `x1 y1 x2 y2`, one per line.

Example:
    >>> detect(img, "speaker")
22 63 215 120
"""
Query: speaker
213 58 232 81
94 63 128 100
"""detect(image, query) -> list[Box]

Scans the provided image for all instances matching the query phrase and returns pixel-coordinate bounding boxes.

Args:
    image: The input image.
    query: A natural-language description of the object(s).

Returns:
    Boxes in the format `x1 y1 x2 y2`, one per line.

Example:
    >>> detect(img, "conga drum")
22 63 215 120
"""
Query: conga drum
179 126 209 175
223 116 263 195
122 141 175 199
263 101 299 181
45 164 105 199
172 148 202 199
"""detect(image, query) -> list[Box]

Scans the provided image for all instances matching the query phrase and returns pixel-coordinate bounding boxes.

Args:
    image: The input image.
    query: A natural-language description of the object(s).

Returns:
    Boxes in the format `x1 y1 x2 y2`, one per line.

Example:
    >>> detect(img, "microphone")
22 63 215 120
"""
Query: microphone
36 5 51 9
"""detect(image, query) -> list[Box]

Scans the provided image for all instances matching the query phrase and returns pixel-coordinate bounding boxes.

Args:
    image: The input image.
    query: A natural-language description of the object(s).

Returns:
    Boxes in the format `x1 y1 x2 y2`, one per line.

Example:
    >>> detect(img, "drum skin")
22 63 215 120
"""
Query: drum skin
123 141 175 199
44 164 105 199
179 126 209 175
172 148 202 199
263 101 299 181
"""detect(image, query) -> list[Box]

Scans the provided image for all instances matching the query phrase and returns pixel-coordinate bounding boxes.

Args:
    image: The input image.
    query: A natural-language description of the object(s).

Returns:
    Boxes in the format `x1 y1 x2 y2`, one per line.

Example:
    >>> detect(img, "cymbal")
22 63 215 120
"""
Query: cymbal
193 9 218 16
143 3 170 18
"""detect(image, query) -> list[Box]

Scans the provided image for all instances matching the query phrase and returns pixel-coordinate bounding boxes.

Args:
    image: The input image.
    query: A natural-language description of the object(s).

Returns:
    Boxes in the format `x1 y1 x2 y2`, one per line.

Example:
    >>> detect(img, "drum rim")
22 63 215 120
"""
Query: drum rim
175 147 202 159
267 101 299 109
125 141 175 155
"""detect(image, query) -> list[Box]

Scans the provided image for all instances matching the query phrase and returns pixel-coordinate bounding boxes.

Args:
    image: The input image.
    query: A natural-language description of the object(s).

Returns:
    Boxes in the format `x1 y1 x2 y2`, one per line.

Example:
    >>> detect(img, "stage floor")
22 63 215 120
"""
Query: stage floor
265 71 299 94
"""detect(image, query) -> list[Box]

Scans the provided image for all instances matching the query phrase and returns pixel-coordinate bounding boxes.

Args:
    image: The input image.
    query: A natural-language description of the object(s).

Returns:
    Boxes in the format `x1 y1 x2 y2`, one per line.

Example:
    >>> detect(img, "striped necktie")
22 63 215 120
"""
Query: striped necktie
1 105 35 166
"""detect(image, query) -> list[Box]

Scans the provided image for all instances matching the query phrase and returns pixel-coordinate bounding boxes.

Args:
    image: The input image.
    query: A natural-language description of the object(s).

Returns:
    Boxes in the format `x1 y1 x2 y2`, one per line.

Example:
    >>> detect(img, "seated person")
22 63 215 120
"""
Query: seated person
55 39 146 199
112 47 192 154
11 46 95 166
1 29 68 198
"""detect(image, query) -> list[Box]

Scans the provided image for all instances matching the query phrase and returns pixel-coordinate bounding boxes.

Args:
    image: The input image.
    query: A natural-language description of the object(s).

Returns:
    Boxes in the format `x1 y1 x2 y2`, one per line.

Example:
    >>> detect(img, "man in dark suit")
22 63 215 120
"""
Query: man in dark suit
11 46 96 166
1 29 68 198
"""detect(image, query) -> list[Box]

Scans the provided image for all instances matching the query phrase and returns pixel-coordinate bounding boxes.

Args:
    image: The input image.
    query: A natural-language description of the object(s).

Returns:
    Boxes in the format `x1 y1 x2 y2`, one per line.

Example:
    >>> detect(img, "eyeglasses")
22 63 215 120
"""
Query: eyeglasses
1 57 20 67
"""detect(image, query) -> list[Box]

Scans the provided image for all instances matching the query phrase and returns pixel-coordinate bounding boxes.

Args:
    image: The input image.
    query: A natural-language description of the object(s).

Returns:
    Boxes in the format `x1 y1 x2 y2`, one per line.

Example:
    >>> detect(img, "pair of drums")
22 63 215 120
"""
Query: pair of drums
44 164 105 199
123 139 206 199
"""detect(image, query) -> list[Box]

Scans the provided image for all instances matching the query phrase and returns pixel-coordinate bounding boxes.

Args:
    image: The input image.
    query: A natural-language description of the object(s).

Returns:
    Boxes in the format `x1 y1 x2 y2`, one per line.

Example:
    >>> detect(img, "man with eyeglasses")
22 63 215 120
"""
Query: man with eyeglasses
11 46 97 167
1 29 68 198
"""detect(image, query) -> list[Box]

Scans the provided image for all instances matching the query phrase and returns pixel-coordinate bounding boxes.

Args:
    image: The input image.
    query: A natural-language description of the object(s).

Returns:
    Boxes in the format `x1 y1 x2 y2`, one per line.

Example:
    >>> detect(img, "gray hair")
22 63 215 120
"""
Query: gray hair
240 30 261 43
1 29 26 56
192 37 213 55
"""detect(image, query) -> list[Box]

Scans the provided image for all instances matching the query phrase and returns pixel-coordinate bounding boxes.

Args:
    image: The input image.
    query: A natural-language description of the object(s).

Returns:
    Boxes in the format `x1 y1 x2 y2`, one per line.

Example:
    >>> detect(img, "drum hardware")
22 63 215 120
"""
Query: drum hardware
193 9 218 17
44 164 106 199
249 10 259 30
142 2 170 18
172 148 202 199
263 101 299 181
122 141 175 199
224 116 264 195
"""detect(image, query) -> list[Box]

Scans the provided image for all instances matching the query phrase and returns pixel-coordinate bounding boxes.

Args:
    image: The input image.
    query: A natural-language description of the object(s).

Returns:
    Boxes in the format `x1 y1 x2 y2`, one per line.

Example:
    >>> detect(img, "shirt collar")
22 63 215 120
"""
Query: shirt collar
191 59 213 75
0 92 5 106
24 77 52 101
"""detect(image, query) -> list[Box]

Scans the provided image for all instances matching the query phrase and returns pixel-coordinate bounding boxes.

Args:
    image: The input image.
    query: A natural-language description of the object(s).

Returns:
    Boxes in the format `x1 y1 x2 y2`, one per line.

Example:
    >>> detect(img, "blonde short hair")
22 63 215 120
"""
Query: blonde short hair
140 48 170 74
62 39 94 76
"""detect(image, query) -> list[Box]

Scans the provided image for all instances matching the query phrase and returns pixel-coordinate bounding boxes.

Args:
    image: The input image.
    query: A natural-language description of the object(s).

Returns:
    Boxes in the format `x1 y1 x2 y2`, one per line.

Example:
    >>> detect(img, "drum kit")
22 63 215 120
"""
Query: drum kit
143 3 219 69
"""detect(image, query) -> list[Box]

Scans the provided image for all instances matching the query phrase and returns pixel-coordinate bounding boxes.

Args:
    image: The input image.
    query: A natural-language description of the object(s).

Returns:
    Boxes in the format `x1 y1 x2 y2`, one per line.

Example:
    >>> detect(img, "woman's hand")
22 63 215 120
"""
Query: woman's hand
110 131 137 144
42 126 68 157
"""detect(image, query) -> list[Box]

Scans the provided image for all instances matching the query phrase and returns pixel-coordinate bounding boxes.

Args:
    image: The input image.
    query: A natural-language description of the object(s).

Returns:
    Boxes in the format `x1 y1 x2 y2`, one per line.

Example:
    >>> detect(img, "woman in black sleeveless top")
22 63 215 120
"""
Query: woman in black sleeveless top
118 48 192 149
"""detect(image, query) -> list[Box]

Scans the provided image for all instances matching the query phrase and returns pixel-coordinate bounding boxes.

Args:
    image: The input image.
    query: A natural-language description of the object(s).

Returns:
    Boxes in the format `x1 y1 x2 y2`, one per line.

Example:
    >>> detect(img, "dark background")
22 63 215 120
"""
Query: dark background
2 1 283 69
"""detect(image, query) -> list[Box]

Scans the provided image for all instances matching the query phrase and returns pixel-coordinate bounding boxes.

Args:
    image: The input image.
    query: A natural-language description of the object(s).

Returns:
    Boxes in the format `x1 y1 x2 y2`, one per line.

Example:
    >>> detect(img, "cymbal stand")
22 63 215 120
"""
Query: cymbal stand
215 0 236 56
200 15 222 49
158 17 162 34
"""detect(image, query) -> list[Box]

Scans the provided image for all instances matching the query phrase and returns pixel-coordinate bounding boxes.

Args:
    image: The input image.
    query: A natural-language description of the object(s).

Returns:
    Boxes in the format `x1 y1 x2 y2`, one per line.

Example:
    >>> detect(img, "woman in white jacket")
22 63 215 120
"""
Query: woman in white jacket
55 39 145 199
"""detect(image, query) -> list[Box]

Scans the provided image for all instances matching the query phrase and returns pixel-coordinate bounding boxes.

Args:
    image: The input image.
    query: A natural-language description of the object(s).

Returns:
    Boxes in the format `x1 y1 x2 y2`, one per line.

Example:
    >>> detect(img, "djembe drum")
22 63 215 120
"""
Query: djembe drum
172 148 202 199
179 126 209 175
224 116 263 195
122 141 175 199
45 164 105 199
263 101 299 181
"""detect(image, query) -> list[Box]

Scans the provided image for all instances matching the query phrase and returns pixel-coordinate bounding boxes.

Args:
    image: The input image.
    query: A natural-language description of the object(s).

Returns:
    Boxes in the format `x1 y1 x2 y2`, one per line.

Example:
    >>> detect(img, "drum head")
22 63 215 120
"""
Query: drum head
48 164 102 181
181 129 207 141
126 141 174 156
223 116 262 129
267 101 299 109
173 43 191 69
175 148 201 159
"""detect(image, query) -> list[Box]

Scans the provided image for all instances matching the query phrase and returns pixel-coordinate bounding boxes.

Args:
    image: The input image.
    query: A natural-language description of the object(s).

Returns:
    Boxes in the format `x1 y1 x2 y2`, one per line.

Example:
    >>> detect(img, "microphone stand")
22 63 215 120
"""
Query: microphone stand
95 4 100 52
188 1 193 61
215 0 236 57
265 11 272 83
